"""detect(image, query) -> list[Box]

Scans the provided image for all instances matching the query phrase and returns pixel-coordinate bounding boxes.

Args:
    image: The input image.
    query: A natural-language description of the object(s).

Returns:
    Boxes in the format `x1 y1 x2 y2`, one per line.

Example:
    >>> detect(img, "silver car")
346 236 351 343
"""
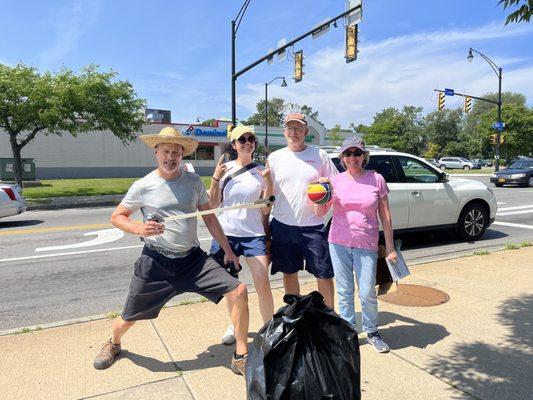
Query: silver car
0 184 26 218
437 157 475 170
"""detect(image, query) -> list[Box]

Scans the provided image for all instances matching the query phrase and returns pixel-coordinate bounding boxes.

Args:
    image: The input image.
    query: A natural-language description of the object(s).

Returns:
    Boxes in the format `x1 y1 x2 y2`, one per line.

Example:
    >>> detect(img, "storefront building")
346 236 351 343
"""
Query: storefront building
0 117 330 179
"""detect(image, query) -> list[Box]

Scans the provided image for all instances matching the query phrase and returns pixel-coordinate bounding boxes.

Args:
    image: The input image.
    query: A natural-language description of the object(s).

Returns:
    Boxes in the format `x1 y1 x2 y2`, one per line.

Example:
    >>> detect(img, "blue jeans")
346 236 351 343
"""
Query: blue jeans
329 243 378 333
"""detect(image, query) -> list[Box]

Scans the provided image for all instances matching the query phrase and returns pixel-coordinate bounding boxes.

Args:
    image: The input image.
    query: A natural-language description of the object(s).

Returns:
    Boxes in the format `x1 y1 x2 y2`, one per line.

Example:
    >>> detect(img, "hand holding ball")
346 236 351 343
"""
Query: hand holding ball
307 182 333 204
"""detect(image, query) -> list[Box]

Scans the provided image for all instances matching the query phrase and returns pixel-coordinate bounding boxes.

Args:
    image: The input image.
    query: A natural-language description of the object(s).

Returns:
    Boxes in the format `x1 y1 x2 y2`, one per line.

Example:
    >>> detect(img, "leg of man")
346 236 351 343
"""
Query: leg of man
224 283 249 356
246 255 274 323
317 277 335 309
329 243 356 326
112 317 135 344
283 272 300 296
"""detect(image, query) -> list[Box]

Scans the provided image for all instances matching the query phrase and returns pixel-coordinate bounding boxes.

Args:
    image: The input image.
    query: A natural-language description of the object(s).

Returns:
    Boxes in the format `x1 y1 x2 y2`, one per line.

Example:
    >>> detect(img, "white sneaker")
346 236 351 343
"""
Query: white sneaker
221 325 236 345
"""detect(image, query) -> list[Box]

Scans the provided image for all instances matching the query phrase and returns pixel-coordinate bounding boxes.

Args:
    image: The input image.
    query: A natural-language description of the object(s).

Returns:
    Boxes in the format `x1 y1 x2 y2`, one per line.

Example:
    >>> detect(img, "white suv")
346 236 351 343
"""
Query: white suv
438 157 475 170
328 150 497 241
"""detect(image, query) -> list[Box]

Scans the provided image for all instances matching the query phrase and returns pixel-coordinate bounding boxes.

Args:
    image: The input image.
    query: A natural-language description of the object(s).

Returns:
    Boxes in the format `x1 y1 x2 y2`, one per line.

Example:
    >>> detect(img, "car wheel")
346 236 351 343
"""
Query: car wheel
439 165 446 170
494 183 504 187
463 165 470 170
457 203 488 241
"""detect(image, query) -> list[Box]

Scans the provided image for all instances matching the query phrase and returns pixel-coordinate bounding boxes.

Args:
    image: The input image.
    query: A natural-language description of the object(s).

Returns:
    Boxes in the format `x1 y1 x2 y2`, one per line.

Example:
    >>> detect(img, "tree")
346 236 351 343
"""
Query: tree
424 109 465 158
464 92 526 158
286 103 323 125
360 106 425 154
328 124 344 146
498 0 532 24
200 118 217 126
243 97 286 127
0 63 146 186
423 143 441 160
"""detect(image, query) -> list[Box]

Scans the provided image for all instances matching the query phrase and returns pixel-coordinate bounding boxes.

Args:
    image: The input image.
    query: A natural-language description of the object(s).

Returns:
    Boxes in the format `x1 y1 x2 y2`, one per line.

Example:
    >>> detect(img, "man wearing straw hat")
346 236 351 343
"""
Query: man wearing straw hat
93 127 249 376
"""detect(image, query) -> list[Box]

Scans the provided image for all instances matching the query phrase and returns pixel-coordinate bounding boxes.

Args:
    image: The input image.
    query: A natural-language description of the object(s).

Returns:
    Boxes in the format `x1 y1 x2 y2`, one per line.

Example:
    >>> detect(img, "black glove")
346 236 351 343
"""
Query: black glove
210 248 241 278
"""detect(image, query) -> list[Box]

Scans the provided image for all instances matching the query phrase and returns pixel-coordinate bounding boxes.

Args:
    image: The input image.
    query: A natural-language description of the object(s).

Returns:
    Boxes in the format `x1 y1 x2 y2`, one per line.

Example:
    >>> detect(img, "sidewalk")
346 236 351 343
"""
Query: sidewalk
0 247 531 400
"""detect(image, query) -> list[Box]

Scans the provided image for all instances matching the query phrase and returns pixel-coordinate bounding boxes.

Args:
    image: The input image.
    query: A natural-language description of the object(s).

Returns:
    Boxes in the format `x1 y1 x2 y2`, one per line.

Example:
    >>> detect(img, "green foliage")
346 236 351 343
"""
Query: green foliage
423 108 465 158
498 0 532 24
243 97 286 127
423 142 440 159
360 106 425 154
328 124 344 145
200 118 217 126
0 63 146 185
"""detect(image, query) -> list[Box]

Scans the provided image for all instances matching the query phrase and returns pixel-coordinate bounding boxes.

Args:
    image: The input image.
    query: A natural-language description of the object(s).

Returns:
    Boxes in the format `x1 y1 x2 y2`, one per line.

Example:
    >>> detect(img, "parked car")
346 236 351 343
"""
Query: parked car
490 159 533 187
0 183 26 218
328 150 497 241
438 157 480 170
473 159 492 167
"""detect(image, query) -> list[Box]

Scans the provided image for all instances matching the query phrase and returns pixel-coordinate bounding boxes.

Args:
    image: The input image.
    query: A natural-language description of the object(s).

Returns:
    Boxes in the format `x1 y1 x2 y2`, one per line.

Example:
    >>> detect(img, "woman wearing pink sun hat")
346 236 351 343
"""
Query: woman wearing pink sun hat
314 136 397 353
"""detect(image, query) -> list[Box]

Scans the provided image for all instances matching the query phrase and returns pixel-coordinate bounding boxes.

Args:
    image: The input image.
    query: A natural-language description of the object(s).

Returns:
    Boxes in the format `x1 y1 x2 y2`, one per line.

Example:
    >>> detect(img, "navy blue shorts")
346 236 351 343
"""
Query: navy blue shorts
270 218 334 279
210 236 267 258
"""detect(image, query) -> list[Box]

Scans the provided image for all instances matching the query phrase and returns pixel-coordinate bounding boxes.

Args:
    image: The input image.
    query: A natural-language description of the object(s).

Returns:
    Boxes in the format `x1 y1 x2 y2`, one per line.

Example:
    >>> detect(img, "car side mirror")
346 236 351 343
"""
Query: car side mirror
440 172 449 182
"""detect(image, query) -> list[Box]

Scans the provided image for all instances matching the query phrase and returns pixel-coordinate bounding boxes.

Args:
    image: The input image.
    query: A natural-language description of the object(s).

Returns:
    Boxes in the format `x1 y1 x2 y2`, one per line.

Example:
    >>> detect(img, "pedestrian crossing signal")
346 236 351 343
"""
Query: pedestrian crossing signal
438 92 445 111
464 96 472 113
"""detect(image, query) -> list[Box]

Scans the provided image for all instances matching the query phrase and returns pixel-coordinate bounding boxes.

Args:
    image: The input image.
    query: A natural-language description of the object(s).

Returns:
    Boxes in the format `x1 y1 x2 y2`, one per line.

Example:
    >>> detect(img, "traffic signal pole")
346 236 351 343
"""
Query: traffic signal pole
231 4 362 126
434 88 503 171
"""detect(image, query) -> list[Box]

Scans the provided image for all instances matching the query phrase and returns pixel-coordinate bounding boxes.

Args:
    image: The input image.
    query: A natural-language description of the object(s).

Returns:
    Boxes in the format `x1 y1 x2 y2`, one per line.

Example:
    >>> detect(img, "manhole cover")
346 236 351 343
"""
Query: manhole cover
379 284 450 307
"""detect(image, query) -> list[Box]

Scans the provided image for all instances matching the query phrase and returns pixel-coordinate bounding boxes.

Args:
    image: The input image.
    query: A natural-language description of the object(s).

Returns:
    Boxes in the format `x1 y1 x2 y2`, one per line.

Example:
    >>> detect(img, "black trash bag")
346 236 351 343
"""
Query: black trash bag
246 291 361 400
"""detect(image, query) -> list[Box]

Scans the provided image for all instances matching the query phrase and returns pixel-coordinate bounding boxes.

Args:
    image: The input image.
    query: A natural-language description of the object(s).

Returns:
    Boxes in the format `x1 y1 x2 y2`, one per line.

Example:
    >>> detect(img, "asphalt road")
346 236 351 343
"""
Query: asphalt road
0 176 531 331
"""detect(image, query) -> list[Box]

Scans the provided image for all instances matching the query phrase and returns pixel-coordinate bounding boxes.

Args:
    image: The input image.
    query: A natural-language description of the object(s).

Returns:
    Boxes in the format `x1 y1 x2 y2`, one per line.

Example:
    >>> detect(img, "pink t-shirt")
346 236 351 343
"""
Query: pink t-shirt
328 170 389 251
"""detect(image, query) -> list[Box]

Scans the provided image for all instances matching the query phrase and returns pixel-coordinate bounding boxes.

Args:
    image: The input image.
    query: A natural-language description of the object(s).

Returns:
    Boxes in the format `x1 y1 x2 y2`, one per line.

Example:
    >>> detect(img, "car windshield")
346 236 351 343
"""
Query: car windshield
509 161 533 169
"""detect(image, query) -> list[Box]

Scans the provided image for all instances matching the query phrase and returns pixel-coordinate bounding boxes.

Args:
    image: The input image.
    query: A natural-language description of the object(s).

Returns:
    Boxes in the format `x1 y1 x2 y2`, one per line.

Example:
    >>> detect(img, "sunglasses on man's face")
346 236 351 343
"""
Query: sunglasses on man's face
237 135 256 144
343 149 364 157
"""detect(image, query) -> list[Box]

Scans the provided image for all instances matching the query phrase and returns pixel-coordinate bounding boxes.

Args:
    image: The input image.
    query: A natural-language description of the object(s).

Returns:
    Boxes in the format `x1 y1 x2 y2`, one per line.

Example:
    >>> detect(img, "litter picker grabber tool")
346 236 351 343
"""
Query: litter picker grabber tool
146 196 275 223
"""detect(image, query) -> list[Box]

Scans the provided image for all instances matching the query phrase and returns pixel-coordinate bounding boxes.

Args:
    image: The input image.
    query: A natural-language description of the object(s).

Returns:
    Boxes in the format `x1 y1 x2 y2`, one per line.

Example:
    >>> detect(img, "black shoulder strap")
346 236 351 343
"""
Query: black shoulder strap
220 162 258 202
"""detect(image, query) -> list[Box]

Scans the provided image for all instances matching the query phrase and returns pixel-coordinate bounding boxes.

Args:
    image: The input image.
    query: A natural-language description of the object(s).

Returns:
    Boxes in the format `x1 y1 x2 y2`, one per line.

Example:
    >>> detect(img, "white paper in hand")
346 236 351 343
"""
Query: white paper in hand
385 240 410 281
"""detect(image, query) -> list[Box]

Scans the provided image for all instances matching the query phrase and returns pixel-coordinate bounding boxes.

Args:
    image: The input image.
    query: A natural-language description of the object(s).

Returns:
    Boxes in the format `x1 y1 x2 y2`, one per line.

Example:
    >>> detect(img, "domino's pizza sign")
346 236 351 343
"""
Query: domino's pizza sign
182 125 195 136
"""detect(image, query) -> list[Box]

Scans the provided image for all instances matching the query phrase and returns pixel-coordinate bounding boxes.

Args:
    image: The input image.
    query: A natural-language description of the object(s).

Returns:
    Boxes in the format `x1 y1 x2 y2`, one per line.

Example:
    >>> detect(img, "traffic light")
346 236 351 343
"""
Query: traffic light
345 25 358 63
294 50 304 83
464 96 472 113
438 92 445 111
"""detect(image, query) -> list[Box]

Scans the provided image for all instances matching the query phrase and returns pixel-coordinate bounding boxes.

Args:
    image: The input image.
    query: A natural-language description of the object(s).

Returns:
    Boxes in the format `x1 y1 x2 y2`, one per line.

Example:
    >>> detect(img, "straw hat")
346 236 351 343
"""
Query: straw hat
140 127 198 156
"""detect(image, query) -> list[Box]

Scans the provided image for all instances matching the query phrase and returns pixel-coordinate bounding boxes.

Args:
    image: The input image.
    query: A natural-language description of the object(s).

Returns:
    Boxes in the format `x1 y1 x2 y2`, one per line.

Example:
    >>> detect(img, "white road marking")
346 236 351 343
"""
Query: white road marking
497 209 533 216
497 205 533 211
493 221 533 230
35 229 124 252
0 236 213 264
497 202 506 205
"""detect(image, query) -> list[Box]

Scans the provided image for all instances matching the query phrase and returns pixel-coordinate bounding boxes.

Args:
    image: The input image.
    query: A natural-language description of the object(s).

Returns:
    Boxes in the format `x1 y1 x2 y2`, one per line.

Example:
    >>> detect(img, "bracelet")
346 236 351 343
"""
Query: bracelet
212 176 220 182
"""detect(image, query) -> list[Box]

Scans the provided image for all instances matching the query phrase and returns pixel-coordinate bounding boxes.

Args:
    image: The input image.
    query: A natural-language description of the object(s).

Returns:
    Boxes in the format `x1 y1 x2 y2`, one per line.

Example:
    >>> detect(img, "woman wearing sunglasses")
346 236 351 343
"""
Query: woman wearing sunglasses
314 136 397 353
208 125 275 345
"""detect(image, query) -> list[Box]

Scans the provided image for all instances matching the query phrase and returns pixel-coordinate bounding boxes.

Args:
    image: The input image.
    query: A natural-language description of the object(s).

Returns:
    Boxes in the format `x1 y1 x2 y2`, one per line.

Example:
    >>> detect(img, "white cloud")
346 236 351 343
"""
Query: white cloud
40 0 101 69
238 22 533 128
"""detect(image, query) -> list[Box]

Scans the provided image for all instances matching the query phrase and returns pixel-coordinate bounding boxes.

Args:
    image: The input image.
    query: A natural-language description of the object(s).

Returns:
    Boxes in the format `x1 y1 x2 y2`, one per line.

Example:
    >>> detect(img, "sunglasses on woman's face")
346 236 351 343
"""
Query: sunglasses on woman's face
237 135 256 144
343 149 363 157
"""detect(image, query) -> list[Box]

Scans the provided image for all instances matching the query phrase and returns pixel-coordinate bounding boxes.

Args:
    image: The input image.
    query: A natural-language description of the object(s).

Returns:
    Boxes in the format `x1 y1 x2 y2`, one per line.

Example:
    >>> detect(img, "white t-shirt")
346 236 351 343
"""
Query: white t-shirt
218 161 267 237
268 146 338 227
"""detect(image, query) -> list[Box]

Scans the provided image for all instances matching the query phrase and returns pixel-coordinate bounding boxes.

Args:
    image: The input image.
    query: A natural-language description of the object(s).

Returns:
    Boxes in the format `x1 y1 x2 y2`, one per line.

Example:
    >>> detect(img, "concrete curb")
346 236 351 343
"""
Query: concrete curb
26 194 124 211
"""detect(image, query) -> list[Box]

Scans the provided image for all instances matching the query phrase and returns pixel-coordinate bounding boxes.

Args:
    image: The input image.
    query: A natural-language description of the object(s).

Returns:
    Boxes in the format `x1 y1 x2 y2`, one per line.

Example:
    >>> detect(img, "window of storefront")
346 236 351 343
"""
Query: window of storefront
184 145 215 160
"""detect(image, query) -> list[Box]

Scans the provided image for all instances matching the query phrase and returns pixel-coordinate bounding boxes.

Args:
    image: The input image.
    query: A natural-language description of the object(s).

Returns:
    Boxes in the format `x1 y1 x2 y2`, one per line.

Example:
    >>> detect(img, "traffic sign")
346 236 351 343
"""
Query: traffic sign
492 122 505 130
444 88 454 96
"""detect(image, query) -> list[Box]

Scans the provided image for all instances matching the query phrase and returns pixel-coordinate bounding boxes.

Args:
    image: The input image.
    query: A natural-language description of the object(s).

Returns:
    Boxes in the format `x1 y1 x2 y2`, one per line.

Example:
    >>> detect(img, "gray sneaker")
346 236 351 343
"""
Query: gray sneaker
93 338 121 370
367 332 389 353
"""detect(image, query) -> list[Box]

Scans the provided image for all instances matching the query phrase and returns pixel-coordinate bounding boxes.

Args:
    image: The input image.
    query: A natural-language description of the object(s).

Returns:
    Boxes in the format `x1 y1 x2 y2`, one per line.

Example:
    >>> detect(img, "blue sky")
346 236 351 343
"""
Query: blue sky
1 0 532 128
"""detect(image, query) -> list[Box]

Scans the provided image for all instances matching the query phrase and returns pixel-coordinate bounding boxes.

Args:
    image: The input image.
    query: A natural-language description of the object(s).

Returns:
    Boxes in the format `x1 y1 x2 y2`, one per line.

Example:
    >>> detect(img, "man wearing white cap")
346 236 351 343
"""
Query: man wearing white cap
267 113 338 307
93 127 249 376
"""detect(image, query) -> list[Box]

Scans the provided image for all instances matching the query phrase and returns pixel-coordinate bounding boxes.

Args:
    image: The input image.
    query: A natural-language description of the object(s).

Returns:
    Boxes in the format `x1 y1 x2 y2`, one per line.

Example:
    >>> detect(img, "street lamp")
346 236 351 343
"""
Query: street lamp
264 77 287 157
467 47 503 171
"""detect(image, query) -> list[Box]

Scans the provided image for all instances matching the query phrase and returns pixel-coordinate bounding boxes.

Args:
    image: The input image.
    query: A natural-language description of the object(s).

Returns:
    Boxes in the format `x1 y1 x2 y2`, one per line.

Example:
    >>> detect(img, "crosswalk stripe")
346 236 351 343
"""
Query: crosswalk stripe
497 209 533 216
493 221 533 230
497 205 533 211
